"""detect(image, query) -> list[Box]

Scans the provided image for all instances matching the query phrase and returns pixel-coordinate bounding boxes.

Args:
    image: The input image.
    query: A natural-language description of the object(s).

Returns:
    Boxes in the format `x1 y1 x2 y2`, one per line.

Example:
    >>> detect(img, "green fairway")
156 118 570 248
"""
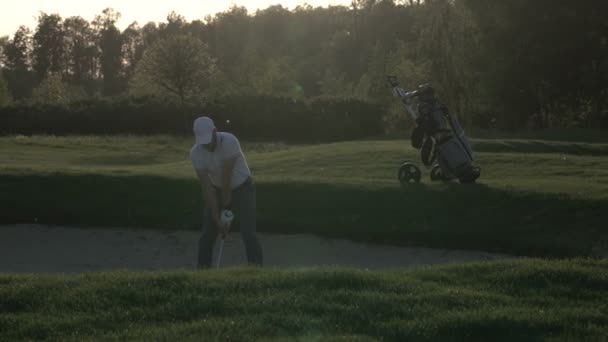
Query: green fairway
1 135 607 257
1 259 606 341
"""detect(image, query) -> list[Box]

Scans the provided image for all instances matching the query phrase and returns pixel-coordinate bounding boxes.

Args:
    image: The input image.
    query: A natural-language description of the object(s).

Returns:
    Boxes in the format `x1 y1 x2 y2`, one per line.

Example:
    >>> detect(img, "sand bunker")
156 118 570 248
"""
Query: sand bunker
0 224 518 273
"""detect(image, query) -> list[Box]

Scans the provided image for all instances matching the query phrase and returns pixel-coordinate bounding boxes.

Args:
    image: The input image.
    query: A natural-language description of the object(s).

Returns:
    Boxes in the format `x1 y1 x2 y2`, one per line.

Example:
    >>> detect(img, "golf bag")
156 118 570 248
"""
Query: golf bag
387 76 480 183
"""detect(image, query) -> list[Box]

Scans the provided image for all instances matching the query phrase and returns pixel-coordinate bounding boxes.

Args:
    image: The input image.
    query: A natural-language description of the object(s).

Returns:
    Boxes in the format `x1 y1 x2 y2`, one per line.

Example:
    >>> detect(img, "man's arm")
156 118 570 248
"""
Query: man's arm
196 169 221 226
221 156 237 208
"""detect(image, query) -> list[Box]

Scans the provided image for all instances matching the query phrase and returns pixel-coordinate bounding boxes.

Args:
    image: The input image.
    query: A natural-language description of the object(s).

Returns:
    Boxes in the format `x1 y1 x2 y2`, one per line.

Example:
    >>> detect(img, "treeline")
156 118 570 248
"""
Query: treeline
0 0 606 133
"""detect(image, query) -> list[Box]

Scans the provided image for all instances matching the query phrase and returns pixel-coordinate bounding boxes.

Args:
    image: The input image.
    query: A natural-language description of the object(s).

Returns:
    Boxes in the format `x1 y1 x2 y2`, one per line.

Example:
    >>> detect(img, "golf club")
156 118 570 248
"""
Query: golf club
216 237 225 269
216 209 234 269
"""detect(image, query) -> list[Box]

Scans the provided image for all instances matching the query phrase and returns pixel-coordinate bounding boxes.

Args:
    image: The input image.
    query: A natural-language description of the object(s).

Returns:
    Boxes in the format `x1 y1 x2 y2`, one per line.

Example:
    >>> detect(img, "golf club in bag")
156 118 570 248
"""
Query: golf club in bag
386 75 481 184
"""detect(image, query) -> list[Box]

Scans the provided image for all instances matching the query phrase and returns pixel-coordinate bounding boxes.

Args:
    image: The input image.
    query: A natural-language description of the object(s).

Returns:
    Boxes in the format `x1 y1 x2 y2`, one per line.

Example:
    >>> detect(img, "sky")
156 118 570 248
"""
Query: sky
1 0 353 37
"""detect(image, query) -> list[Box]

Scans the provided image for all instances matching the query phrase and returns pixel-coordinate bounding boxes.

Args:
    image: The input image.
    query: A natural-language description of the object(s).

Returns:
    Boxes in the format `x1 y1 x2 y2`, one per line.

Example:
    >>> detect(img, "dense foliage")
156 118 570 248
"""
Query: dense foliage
1 0 606 134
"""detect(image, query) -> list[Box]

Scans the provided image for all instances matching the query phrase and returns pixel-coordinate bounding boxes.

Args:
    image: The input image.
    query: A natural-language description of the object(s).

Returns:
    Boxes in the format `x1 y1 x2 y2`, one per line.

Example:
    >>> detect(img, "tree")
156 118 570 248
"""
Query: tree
414 0 479 124
1 0 605 129
30 73 75 104
94 8 124 96
63 16 96 92
141 22 160 50
0 75 10 106
461 0 608 128
131 34 217 130
3 26 35 99
319 68 353 97
205 6 251 87
121 22 144 80
162 11 187 37
250 57 300 97
251 5 291 59
0 35 8 68
32 13 65 81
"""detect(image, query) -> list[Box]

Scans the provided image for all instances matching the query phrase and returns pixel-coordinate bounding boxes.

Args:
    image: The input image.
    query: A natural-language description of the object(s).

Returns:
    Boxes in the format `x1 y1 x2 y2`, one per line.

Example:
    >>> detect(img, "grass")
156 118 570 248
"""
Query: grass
1 258 606 341
1 135 607 341
468 127 608 144
1 135 607 257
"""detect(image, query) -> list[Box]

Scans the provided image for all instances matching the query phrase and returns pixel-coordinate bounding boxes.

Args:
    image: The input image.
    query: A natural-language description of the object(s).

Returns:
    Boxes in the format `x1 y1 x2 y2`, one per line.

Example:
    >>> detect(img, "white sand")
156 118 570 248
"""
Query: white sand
0 224 518 273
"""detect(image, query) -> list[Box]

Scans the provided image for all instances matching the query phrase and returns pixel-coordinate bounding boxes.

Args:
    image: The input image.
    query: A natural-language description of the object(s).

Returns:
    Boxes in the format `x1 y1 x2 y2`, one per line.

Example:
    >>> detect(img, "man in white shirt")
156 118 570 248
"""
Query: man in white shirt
190 116 263 268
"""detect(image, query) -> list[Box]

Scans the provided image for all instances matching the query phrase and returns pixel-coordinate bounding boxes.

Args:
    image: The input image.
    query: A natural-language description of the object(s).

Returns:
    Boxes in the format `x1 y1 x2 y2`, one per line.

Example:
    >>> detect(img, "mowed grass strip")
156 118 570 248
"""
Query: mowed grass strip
0 259 606 341
1 135 607 257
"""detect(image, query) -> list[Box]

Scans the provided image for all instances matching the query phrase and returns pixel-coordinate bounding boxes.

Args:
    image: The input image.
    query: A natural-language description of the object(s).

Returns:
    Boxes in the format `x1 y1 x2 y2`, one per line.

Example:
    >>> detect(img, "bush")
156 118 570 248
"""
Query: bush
0 95 387 142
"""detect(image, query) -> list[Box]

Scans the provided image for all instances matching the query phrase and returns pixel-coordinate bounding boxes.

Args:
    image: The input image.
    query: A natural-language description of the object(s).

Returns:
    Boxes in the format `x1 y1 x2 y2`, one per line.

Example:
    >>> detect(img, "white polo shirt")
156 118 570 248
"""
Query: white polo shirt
190 132 252 189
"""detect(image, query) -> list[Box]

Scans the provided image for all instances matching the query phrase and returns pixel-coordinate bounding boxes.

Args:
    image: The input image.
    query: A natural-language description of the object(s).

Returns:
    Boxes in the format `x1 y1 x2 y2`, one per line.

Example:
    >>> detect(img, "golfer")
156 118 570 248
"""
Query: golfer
190 116 263 268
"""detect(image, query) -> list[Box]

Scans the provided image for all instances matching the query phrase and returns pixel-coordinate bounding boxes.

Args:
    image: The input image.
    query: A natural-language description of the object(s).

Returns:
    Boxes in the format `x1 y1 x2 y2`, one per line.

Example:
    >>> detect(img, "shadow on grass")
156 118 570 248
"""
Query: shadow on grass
72 153 163 166
469 127 608 144
1 174 605 257
472 140 608 156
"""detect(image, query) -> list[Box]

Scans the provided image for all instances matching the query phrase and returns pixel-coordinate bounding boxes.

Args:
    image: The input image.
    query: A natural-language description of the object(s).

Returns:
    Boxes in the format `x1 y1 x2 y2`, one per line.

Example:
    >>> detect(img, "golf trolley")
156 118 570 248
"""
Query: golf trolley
387 75 481 185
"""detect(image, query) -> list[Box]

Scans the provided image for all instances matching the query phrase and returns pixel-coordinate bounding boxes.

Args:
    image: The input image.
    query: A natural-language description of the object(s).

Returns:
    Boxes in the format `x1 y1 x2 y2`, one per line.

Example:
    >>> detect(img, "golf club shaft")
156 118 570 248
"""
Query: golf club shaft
216 238 225 269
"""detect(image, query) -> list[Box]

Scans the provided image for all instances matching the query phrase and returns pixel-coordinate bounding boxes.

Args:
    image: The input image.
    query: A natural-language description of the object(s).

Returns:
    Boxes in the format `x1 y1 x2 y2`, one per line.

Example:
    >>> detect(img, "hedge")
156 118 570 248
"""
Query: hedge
0 95 387 142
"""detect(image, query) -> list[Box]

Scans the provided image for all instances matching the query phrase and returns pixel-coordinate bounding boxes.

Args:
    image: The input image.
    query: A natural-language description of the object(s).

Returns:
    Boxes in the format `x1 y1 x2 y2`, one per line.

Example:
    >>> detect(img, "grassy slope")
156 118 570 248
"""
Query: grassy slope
1 259 606 341
1 136 607 341
1 135 607 257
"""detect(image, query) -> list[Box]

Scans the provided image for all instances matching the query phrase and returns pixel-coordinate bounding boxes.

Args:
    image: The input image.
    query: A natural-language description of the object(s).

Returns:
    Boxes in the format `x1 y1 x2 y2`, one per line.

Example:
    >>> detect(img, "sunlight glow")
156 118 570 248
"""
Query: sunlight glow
1 0 353 36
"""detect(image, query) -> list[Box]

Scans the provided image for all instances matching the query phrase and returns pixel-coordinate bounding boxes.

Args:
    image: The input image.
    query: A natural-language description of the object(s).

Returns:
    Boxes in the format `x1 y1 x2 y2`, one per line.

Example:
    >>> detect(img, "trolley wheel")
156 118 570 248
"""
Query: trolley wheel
398 162 421 185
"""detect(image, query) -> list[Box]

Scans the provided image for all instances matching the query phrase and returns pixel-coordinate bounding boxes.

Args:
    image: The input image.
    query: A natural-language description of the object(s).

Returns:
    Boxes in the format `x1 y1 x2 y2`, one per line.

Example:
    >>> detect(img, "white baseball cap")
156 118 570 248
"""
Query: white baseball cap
193 116 216 145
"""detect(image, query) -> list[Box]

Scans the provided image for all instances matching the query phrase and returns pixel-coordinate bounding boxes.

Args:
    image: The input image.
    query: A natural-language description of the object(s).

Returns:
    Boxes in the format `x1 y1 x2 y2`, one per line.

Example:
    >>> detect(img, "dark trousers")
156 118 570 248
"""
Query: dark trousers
197 179 263 268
